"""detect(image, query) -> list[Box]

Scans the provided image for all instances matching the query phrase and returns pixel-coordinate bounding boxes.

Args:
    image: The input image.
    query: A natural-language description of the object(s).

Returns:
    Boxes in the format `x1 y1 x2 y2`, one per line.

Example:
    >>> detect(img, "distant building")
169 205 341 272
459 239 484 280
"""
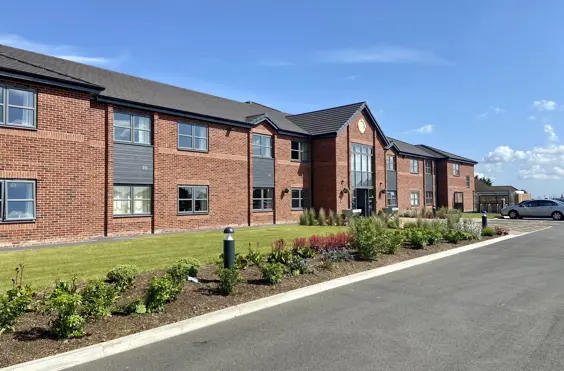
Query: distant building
474 179 530 213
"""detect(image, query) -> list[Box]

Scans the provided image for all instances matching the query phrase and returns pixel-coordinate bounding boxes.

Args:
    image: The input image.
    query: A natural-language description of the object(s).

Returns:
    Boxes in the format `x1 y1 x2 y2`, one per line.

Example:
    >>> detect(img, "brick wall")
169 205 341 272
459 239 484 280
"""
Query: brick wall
396 156 425 209
0 78 106 247
436 160 474 211
311 137 337 212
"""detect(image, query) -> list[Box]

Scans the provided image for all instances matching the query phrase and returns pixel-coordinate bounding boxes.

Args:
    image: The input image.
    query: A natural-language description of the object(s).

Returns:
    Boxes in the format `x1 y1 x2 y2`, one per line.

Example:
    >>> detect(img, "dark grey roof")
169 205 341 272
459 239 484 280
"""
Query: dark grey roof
475 179 518 193
387 137 440 158
0 44 307 134
417 144 477 164
286 102 365 136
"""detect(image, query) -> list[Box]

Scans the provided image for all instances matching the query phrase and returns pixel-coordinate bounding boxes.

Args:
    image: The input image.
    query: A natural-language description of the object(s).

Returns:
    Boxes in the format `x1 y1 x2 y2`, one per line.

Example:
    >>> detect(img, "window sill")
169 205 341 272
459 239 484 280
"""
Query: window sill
113 141 153 147
177 148 209 153
253 210 273 213
291 208 306 212
252 155 274 159
0 124 37 131
0 219 36 224
177 212 209 216
113 214 152 218
291 159 310 164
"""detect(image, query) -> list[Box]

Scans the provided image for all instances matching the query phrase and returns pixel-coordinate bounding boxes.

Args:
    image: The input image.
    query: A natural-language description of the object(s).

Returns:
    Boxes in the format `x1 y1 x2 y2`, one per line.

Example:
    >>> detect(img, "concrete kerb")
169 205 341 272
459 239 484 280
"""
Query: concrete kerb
2 233 526 371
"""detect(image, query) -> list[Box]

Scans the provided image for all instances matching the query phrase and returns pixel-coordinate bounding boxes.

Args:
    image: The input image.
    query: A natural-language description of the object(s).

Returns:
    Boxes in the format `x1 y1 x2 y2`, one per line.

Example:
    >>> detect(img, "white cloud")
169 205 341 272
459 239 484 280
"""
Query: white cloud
339 74 361 81
533 100 558 112
544 124 558 141
477 106 505 119
257 59 293 67
317 45 453 66
528 115 537 121
403 124 434 135
0 34 122 67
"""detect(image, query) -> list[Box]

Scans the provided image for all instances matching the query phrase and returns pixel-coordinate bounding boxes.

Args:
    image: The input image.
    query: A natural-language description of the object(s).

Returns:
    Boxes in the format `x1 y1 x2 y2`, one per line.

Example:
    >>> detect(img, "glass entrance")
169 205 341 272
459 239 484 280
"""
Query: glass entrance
351 143 374 216
353 188 374 217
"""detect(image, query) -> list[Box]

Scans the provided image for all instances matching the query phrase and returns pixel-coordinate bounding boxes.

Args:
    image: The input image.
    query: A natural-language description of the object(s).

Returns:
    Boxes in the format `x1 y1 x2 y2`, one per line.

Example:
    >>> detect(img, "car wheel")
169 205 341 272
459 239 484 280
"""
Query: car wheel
509 210 519 219
552 211 563 221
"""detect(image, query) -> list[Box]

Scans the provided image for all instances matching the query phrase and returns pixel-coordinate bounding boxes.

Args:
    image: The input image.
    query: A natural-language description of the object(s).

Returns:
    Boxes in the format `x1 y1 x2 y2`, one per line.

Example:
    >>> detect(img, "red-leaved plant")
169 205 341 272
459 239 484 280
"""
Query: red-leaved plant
292 237 308 249
308 232 351 252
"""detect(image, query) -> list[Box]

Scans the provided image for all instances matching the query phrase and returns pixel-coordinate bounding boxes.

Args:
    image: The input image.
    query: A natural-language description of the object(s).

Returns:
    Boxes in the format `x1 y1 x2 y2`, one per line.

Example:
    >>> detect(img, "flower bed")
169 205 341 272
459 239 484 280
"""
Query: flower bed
0 225 498 368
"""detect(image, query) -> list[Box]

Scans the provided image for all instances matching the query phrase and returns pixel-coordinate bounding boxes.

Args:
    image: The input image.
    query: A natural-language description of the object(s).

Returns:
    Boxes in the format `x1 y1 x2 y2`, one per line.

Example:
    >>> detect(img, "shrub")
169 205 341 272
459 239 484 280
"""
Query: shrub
268 240 293 265
335 213 344 226
387 218 400 229
299 212 310 226
350 217 386 260
167 258 201 284
403 222 417 229
308 208 317 225
235 254 249 270
408 230 427 249
46 280 85 339
495 226 509 236
145 274 183 313
261 263 285 284
425 229 443 245
380 230 404 254
308 232 351 252
323 250 354 262
328 210 337 226
246 244 263 267
122 297 147 315
293 240 316 258
482 227 495 237
217 267 242 295
107 265 140 292
80 280 116 320
286 256 314 276
293 237 308 249
444 230 466 244
445 213 462 230
0 265 34 335
317 208 327 226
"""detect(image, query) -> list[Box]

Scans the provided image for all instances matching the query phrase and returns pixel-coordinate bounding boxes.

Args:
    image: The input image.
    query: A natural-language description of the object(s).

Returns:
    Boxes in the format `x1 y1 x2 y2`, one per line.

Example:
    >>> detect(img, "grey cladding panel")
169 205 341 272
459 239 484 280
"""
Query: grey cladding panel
114 143 154 184
387 171 397 191
253 158 274 187
425 174 433 191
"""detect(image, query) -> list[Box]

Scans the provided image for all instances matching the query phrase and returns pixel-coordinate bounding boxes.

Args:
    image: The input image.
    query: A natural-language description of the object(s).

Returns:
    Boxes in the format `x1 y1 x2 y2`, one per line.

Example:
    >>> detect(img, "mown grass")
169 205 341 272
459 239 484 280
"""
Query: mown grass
463 213 501 219
0 226 346 291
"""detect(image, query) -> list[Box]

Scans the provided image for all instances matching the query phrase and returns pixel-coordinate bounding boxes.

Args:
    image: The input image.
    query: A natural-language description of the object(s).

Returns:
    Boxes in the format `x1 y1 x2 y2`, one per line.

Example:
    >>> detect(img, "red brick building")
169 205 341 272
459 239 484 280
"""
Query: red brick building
0 45 477 247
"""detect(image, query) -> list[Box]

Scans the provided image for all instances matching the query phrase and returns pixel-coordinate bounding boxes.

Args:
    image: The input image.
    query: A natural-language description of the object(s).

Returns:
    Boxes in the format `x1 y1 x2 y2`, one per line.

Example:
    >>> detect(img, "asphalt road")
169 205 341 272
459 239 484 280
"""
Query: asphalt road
72 226 564 371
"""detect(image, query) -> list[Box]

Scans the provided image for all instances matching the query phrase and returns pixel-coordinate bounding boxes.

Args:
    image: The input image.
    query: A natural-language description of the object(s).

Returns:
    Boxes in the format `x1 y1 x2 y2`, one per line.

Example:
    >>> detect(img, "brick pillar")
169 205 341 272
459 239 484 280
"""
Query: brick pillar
104 104 114 236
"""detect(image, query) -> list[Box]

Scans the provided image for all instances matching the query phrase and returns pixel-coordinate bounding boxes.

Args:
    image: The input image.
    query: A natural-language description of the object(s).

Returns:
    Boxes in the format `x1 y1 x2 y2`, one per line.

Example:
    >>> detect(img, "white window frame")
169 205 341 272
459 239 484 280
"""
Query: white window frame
453 163 460 177
0 85 37 129
291 141 309 162
410 191 420 206
425 160 432 175
387 191 397 207
1 180 37 222
177 122 208 151
291 188 309 210
252 134 273 158
410 159 419 174
113 185 152 216
178 185 209 214
466 175 470 188
113 111 152 145
387 156 396 171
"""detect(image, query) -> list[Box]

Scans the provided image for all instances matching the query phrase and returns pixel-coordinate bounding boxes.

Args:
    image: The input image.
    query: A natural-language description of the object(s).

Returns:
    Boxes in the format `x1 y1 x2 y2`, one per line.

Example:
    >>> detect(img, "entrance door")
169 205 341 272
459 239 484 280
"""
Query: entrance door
453 192 464 211
355 189 374 217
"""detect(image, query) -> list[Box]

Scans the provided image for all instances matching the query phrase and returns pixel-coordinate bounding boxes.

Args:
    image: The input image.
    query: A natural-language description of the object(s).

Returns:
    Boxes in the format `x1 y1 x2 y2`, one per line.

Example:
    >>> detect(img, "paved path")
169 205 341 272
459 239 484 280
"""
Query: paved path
487 218 559 234
72 227 564 371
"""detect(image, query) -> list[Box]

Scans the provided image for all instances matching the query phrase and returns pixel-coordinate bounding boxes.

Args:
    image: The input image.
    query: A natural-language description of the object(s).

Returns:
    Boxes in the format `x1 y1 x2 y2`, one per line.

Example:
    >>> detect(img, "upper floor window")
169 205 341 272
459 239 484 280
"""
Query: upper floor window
178 122 208 151
387 156 396 171
114 112 151 145
291 141 309 162
253 134 273 158
410 159 419 174
453 163 460 177
0 180 36 222
0 86 36 128
466 175 470 188
351 143 373 188
425 160 432 175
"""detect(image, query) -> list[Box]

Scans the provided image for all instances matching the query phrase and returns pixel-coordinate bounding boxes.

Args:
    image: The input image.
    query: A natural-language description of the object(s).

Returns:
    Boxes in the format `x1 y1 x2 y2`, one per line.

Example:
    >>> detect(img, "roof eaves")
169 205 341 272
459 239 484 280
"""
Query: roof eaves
0 66 104 93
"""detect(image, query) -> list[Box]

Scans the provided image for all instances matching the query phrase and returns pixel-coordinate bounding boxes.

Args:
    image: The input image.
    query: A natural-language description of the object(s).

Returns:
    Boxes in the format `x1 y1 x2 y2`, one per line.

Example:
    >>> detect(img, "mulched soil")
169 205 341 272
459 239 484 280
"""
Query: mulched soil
0 237 496 367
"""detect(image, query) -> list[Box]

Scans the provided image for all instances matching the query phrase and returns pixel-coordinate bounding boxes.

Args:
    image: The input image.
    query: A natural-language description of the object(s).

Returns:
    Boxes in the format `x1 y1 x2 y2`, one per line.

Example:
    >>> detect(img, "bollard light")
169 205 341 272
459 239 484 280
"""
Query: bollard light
432 206 437 218
482 211 488 228
223 227 235 269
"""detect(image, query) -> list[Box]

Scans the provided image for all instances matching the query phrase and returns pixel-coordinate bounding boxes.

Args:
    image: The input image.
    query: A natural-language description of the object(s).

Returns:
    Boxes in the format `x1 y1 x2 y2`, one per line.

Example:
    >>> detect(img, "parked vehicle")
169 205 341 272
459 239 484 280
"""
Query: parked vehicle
501 200 564 220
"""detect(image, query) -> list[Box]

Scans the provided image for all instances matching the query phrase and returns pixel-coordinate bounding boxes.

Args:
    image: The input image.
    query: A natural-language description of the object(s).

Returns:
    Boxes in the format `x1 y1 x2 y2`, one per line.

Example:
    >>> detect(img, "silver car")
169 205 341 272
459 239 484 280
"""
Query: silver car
501 199 564 220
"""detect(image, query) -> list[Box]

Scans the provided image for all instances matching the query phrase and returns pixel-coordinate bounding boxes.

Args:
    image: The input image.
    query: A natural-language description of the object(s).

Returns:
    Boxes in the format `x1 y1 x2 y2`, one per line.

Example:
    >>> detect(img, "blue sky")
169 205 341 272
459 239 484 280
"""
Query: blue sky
1 0 563 197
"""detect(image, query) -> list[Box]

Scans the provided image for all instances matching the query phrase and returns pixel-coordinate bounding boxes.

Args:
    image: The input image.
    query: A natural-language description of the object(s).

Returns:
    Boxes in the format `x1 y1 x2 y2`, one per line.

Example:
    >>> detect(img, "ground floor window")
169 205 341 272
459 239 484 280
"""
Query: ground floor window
425 191 433 205
253 188 273 211
0 180 36 221
410 191 420 206
113 185 152 216
291 189 309 210
387 191 397 207
178 185 209 214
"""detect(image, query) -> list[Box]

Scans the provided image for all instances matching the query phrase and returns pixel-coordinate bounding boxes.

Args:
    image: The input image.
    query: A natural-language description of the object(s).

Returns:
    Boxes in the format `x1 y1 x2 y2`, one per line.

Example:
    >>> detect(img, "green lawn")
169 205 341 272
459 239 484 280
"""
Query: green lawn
0 226 346 291
463 213 501 219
